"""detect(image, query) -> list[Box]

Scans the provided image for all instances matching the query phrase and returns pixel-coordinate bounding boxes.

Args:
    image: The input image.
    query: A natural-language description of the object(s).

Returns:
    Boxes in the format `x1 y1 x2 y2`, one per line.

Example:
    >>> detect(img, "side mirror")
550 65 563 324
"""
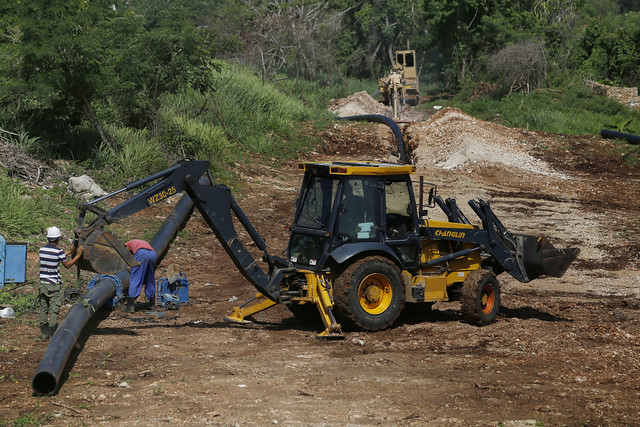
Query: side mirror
416 177 437 217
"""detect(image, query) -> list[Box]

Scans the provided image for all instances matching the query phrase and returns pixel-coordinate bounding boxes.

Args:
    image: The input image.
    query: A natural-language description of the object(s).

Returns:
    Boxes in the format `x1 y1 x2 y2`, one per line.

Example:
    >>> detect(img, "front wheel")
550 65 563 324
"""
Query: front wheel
333 257 405 331
461 270 500 325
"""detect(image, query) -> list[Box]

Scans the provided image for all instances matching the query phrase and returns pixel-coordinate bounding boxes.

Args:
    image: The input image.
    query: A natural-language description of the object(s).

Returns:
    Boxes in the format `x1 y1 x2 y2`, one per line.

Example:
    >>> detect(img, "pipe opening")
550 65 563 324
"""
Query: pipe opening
32 371 58 396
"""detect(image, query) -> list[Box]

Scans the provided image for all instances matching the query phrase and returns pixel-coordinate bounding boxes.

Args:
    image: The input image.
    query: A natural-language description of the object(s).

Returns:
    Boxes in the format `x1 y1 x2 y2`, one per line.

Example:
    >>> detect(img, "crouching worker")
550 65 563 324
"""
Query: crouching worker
38 226 84 340
122 239 156 313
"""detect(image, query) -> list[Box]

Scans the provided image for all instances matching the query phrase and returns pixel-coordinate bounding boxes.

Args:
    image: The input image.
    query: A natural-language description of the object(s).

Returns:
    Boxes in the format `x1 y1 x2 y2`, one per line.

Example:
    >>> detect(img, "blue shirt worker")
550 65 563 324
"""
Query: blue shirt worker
38 226 83 340
122 239 157 313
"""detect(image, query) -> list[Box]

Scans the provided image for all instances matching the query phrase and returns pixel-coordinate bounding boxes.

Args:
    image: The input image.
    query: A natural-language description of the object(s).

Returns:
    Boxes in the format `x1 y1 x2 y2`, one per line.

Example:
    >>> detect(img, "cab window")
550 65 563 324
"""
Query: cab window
335 178 380 242
385 180 415 240
405 52 414 67
296 176 338 230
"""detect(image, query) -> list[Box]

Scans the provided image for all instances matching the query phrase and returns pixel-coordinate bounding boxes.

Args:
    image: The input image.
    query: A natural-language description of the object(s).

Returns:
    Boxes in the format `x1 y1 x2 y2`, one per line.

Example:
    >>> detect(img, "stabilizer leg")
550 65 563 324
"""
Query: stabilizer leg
225 293 278 324
306 274 343 339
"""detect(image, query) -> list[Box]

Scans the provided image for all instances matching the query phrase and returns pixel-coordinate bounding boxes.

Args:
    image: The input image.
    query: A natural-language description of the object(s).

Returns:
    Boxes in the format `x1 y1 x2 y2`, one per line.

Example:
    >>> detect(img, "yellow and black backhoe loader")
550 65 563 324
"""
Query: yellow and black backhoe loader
73 156 578 339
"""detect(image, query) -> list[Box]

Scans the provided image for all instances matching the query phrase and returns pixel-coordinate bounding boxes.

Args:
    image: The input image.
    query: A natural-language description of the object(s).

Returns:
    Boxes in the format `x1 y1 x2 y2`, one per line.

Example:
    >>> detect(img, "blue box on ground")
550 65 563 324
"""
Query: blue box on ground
157 273 189 306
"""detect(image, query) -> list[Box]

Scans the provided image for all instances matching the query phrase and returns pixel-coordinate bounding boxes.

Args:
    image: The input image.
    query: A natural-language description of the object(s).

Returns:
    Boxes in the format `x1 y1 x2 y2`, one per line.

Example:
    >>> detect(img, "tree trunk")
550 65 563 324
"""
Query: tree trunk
80 92 116 153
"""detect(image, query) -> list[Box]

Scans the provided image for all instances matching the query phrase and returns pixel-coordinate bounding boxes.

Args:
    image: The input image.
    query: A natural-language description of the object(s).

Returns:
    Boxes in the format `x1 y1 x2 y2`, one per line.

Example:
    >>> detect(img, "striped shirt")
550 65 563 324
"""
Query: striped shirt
39 244 67 285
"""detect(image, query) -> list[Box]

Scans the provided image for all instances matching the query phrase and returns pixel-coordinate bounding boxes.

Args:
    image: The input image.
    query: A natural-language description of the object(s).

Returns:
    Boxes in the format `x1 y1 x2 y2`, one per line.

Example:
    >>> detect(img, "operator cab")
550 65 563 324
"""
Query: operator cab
288 162 422 271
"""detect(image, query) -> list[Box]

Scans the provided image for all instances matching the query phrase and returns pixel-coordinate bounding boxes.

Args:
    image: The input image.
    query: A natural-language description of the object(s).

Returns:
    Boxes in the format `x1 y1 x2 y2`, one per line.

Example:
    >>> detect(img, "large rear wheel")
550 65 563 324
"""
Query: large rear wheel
333 257 405 331
461 270 500 325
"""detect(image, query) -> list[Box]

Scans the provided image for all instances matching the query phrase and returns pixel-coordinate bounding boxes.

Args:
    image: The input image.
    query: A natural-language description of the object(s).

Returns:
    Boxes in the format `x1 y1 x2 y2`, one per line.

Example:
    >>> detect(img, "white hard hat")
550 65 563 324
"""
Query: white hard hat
46 226 62 239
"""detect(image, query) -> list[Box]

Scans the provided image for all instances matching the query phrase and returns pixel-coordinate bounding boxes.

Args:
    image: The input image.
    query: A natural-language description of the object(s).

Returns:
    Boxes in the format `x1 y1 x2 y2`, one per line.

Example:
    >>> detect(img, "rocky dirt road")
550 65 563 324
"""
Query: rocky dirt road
1 105 639 426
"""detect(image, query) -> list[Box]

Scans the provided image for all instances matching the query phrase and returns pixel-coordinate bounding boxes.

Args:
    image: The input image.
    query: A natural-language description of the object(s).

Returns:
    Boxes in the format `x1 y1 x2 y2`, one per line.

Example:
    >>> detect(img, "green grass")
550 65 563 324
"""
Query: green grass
0 290 37 316
80 62 339 188
275 76 377 110
4 412 51 426
0 170 69 239
424 83 640 136
92 125 168 185
154 63 335 178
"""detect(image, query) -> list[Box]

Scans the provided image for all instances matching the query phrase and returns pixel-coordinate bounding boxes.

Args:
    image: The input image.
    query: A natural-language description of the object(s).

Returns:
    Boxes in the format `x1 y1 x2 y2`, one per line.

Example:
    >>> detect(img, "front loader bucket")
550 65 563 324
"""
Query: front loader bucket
515 234 579 282
76 228 139 275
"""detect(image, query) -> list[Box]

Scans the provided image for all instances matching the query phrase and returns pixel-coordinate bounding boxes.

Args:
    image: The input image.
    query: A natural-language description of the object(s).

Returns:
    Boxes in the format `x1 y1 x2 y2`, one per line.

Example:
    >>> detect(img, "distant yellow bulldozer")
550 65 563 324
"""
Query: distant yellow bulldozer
378 50 420 119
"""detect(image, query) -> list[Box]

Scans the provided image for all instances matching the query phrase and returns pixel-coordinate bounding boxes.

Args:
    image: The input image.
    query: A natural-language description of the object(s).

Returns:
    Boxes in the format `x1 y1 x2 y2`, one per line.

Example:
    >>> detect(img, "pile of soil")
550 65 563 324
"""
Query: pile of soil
319 122 396 162
328 90 430 122
407 108 560 176
328 90 391 117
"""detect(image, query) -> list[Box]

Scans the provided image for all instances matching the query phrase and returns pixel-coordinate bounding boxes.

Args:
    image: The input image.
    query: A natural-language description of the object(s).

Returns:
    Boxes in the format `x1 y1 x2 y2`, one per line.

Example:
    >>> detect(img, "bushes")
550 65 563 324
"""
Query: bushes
0 290 37 317
83 63 335 187
275 76 376 111
487 41 548 93
156 65 322 165
0 171 62 239
163 112 233 160
92 125 167 184
457 84 640 135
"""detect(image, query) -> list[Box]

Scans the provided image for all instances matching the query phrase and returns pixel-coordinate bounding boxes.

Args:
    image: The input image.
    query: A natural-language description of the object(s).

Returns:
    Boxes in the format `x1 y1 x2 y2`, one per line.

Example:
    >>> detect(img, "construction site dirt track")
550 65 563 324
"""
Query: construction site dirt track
1 99 639 426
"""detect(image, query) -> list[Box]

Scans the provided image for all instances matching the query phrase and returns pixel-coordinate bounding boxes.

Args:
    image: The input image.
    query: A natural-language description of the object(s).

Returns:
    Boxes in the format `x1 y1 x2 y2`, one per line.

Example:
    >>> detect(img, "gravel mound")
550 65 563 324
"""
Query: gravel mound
406 108 563 176
328 91 391 117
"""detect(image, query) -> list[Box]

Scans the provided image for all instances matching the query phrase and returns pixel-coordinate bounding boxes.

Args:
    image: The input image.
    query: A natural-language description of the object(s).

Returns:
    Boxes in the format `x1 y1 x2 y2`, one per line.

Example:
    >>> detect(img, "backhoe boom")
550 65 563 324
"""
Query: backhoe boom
75 158 281 301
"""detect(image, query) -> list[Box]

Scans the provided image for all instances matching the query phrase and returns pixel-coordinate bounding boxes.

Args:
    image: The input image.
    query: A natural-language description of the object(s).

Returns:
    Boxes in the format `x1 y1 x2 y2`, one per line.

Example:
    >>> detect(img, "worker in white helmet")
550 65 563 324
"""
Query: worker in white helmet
38 226 84 340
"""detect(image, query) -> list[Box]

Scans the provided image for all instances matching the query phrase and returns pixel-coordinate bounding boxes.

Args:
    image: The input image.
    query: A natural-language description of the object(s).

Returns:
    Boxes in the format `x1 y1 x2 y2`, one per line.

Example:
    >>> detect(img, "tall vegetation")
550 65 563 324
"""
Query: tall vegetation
0 1 345 186
0 1 238 164
422 0 640 89
457 85 640 135
0 0 639 174
0 170 64 238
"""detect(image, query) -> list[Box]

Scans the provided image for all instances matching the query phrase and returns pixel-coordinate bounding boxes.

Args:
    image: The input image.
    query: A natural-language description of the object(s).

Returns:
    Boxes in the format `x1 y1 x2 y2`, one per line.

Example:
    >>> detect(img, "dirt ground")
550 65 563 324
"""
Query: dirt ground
1 100 640 426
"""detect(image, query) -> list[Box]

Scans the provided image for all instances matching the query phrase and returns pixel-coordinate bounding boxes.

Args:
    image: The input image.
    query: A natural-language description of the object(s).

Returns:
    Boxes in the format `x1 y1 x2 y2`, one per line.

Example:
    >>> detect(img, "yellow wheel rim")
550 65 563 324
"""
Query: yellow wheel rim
480 283 495 315
358 273 393 315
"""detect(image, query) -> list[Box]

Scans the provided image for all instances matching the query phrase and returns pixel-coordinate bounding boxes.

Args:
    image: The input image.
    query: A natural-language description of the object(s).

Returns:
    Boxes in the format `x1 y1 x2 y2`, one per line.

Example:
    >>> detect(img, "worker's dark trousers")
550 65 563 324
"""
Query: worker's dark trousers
128 248 156 300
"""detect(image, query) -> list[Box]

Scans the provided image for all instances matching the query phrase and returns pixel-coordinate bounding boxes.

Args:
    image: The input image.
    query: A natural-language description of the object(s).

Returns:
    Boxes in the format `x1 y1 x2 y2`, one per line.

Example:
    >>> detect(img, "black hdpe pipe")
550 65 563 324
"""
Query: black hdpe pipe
32 193 196 396
601 129 640 145
337 114 409 164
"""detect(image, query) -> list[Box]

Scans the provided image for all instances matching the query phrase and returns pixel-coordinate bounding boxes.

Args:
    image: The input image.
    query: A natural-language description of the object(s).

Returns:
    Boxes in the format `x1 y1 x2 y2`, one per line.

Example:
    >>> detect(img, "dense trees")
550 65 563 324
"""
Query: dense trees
1 0 639 173
0 1 238 158
223 0 640 88
576 12 640 86
331 0 427 78
423 0 640 88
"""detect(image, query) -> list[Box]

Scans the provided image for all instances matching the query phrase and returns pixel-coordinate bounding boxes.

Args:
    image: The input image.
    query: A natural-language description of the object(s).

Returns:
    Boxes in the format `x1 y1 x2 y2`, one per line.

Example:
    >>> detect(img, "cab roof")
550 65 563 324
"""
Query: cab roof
299 161 415 176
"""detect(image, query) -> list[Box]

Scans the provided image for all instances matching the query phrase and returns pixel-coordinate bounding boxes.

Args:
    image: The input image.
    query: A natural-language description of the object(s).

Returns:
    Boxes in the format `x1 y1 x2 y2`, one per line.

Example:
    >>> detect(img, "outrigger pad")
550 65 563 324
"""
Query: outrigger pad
76 229 140 274
516 235 580 282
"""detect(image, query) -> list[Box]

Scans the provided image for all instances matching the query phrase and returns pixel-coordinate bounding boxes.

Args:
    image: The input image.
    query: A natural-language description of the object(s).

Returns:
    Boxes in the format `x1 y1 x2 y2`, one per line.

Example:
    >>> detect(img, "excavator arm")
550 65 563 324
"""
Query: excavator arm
74 158 282 301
